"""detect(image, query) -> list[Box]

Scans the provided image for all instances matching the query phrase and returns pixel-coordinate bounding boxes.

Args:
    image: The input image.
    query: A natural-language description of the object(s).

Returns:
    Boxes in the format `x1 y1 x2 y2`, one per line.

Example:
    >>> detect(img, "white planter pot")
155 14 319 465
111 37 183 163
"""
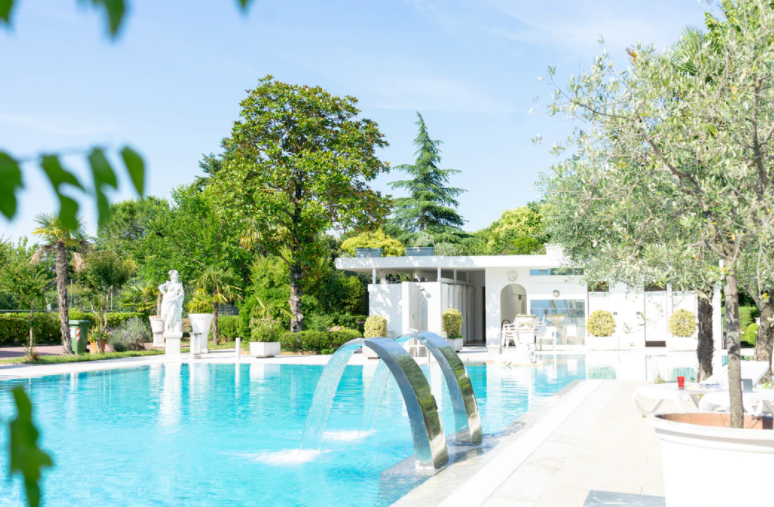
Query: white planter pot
189 313 213 354
448 338 464 352
149 317 165 347
649 413 774 506
666 336 697 351
250 341 281 358
585 335 619 351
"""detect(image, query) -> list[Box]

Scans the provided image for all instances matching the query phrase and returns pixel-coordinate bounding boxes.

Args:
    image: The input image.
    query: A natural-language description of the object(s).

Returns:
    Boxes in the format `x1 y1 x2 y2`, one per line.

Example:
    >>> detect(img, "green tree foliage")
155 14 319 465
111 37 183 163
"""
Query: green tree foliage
340 230 406 257
538 0 774 426
211 76 391 332
96 197 168 255
0 240 52 353
389 112 466 242
77 249 136 337
130 185 251 287
463 205 548 255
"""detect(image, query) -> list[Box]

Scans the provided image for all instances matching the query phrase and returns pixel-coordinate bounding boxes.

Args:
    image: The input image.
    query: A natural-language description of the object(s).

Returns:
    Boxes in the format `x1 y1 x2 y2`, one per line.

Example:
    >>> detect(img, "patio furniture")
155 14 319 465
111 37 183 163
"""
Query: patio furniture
632 360 771 416
536 325 557 352
699 389 774 416
632 383 712 416
501 323 517 350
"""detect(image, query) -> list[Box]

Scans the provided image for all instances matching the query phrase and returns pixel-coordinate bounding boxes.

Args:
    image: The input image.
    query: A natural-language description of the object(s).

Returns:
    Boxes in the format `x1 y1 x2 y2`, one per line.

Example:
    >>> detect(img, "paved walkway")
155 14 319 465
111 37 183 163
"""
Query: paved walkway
398 381 669 507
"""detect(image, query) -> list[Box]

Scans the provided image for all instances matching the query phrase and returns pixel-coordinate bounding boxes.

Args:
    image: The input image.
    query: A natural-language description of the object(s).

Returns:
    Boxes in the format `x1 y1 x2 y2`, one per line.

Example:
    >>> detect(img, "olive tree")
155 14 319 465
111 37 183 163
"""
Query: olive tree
211 76 391 332
538 0 774 427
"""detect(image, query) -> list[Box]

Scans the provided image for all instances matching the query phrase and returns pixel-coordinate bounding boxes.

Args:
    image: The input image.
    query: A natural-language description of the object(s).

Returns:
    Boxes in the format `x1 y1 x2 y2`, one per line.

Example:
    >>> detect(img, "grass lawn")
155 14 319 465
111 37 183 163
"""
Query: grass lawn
0 350 164 366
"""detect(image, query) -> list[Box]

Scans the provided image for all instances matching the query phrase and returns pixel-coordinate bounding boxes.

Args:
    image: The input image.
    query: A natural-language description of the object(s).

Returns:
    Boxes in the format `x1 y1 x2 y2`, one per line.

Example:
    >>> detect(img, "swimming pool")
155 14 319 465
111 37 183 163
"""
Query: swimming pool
0 356 586 506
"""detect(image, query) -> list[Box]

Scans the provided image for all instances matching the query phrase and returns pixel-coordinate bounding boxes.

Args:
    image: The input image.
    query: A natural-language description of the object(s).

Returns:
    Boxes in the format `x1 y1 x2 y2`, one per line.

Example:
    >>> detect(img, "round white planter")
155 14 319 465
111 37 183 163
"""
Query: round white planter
189 313 213 356
448 337 464 352
665 336 697 351
149 317 165 347
250 341 281 358
585 335 619 350
649 413 774 506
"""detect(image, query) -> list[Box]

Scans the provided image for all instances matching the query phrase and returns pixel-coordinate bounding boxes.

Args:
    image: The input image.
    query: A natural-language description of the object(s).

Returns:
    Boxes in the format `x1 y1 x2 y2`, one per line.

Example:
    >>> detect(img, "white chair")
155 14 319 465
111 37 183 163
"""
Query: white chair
698 360 772 414
701 360 770 389
536 326 557 352
501 324 517 350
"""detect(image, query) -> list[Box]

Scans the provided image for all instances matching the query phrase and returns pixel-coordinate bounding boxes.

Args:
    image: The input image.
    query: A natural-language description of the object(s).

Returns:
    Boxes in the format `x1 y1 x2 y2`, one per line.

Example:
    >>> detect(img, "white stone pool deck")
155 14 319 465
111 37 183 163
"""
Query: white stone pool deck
0 347 672 507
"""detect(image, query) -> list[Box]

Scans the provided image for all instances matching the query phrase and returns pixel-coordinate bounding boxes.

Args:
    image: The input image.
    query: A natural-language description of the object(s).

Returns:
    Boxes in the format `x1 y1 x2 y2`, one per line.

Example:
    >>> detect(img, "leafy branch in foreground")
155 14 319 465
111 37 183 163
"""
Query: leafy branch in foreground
8 386 53 507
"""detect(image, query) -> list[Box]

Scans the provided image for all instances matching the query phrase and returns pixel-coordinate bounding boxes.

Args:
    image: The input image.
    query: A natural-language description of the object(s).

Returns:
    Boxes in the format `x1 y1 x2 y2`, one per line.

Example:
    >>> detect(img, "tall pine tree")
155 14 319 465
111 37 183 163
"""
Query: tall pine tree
389 113 466 241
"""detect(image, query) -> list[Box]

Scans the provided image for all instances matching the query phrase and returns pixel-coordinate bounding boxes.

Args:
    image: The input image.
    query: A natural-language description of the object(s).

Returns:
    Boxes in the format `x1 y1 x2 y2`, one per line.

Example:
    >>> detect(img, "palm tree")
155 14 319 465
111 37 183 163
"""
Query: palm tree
31 214 87 354
189 267 241 344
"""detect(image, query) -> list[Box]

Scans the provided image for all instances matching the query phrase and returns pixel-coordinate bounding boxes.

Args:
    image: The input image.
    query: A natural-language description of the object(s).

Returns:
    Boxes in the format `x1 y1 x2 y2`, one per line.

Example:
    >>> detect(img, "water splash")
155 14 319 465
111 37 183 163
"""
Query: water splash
324 430 374 442
300 343 360 450
239 449 322 465
358 359 391 436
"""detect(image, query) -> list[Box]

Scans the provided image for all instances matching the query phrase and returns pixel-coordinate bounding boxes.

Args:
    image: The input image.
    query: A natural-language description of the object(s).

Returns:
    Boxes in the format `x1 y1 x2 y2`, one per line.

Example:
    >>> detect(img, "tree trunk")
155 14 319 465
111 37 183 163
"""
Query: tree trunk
696 296 714 382
56 241 73 354
289 264 303 332
156 292 163 317
754 300 774 383
724 273 743 428
212 300 219 345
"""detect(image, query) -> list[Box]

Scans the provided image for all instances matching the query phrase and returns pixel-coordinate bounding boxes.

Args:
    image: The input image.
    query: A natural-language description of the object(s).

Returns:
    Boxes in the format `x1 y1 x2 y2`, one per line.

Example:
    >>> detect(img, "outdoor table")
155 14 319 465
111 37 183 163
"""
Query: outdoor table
699 389 774 416
632 383 718 416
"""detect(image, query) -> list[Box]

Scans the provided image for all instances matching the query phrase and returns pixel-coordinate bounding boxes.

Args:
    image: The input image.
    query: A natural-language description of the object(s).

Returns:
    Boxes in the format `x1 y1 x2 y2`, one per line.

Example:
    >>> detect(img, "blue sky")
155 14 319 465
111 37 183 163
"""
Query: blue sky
1 0 710 241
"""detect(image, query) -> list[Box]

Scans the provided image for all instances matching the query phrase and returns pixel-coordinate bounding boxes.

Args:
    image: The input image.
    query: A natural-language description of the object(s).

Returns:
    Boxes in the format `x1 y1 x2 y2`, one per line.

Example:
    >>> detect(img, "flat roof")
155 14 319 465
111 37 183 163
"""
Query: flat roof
335 254 567 273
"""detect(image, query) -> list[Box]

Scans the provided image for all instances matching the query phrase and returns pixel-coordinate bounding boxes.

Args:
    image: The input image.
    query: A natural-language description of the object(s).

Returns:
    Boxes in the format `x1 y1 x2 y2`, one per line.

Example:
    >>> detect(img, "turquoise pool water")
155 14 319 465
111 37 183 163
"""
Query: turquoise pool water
0 356 586 506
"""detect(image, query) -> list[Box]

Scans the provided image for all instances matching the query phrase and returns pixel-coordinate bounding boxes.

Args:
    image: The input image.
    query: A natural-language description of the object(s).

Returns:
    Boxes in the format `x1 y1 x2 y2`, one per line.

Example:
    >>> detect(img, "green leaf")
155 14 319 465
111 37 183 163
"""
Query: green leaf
85 0 126 37
88 148 118 226
0 0 14 24
237 0 257 10
40 155 84 230
9 386 53 507
0 151 23 219
120 146 145 197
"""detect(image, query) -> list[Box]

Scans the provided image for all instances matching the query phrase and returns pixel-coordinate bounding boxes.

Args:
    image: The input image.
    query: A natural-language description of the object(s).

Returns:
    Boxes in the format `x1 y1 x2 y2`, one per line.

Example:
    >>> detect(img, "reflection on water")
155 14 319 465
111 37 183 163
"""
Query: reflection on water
581 351 722 382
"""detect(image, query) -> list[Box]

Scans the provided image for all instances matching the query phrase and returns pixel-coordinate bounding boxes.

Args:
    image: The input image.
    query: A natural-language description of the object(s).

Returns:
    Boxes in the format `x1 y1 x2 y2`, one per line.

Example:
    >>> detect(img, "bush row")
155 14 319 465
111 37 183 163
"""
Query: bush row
0 311 143 345
209 315 240 341
279 329 362 354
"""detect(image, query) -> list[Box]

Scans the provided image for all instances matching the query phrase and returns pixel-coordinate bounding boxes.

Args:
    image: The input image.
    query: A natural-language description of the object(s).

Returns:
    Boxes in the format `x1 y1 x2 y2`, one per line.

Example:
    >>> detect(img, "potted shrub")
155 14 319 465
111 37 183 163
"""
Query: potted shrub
585 310 618 350
250 317 282 357
354 248 383 258
442 308 464 351
342 230 405 257
666 309 697 351
89 329 108 354
406 231 435 256
363 315 388 358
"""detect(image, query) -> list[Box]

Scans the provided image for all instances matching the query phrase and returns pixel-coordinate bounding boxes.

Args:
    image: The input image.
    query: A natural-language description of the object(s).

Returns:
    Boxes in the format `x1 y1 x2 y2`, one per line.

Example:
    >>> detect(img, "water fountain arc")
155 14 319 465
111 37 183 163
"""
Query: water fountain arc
398 332 483 445
300 338 449 469
360 332 482 445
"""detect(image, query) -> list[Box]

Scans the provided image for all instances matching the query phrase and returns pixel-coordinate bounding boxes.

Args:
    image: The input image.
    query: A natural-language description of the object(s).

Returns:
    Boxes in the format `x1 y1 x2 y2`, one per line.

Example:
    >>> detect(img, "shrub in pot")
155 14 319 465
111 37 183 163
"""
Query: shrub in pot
442 308 464 351
667 309 697 351
250 317 283 357
364 315 388 338
109 318 150 352
586 310 617 350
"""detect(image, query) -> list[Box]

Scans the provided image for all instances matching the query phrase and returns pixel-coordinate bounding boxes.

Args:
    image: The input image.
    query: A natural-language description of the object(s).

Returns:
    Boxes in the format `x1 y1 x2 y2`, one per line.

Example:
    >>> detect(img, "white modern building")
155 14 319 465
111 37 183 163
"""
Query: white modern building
335 246 723 350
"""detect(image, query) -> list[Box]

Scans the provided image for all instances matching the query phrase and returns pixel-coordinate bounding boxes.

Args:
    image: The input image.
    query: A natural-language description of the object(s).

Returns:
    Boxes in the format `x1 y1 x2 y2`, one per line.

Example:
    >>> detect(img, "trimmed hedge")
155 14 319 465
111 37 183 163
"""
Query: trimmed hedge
742 323 759 348
442 309 463 338
0 314 61 345
668 309 697 338
364 315 387 338
279 329 362 354
0 311 144 345
210 315 239 341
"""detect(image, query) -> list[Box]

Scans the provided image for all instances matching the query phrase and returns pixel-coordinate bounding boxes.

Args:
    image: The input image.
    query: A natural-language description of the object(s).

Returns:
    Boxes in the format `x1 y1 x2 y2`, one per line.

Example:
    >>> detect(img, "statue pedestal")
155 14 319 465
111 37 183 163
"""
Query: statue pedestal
152 332 165 348
190 333 203 359
164 333 183 358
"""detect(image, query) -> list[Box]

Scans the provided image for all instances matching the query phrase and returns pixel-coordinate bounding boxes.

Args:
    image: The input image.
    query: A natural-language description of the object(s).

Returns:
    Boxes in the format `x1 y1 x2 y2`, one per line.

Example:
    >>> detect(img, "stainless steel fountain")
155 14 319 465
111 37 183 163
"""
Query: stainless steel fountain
300 332 482 469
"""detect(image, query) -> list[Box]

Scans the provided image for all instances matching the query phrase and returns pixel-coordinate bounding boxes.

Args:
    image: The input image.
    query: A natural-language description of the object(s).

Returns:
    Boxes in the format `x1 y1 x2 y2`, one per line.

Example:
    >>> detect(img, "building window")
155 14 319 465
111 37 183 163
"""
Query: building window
529 268 584 276
530 299 586 344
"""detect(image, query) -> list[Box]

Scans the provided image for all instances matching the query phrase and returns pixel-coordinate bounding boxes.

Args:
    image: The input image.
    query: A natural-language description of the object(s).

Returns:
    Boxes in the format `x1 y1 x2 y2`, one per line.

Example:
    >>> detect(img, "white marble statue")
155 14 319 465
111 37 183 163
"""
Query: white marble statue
159 270 184 335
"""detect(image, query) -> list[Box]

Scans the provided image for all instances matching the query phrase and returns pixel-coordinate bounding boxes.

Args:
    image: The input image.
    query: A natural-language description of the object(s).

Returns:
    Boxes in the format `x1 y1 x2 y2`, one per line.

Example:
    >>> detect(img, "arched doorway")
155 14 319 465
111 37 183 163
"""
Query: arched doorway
500 284 527 326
